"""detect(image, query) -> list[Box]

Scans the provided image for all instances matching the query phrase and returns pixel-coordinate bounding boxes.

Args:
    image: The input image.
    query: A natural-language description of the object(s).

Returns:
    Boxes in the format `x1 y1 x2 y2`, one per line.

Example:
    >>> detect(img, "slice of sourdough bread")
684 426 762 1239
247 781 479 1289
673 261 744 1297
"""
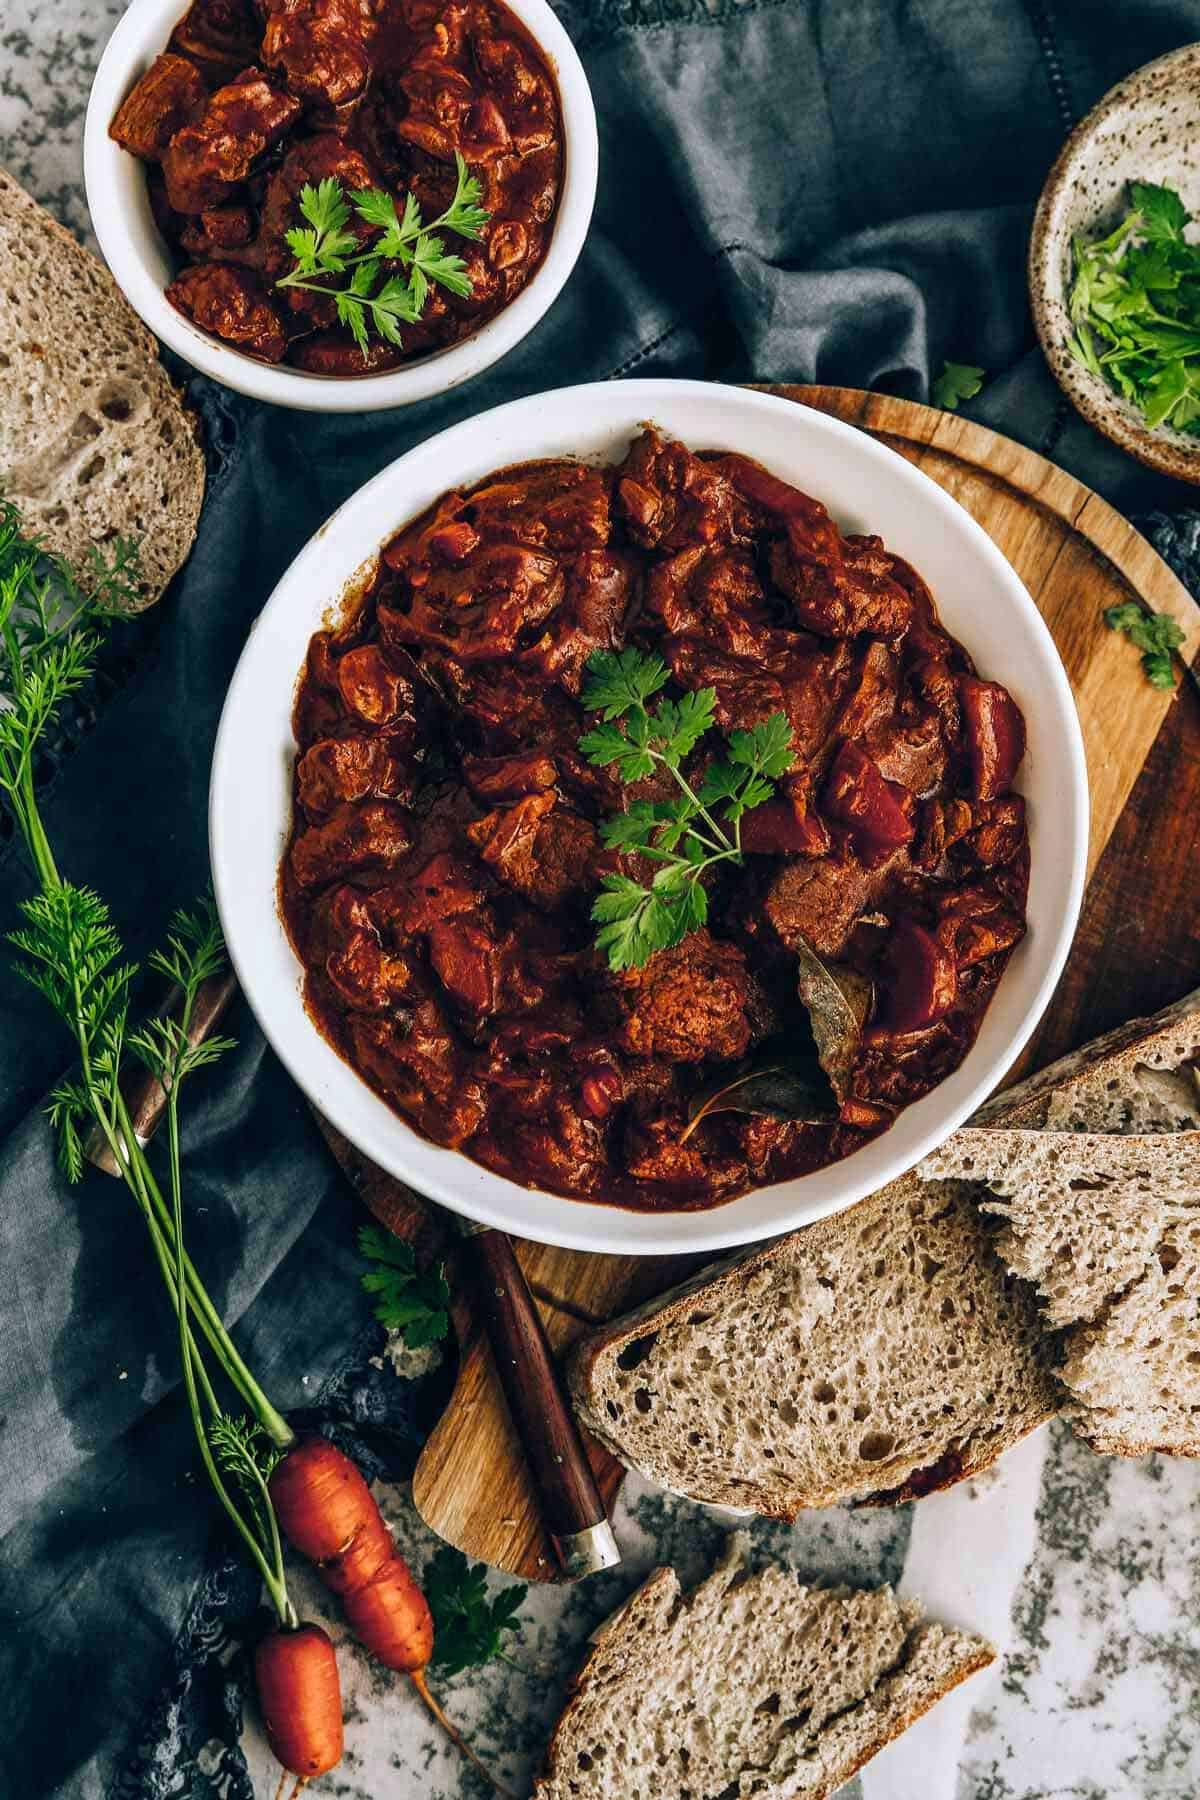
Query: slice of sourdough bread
918 1129 1200 1327
568 1173 1058 1515
972 987 1200 1135
534 1534 993 1800
0 170 205 605
922 991 1200 1458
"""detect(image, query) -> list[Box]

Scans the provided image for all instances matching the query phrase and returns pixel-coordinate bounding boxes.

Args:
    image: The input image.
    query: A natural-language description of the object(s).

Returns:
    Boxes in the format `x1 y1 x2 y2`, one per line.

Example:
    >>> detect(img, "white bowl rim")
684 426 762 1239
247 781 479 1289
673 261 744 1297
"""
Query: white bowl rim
210 378 1089 1256
83 0 598 412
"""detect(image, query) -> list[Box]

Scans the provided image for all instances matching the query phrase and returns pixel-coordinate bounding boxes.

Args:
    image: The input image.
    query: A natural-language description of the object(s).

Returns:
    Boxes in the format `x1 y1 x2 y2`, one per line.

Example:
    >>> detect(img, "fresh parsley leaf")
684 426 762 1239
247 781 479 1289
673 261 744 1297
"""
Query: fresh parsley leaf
1131 180 1190 244
425 1546 527 1676
1104 600 1185 689
933 361 986 411
349 186 402 233
358 1224 451 1347
581 647 670 720
443 151 490 241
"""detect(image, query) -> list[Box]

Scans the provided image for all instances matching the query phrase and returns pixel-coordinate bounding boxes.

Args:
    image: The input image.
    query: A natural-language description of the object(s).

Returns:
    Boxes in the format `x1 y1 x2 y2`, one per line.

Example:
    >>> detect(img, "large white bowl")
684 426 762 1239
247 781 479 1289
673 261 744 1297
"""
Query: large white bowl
84 0 597 412
210 380 1089 1255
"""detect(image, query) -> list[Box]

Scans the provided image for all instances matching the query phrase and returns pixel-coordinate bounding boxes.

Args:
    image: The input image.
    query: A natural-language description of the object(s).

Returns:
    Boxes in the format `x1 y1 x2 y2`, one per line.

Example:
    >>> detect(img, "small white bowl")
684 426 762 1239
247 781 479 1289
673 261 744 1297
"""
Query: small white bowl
210 380 1089 1256
84 0 597 412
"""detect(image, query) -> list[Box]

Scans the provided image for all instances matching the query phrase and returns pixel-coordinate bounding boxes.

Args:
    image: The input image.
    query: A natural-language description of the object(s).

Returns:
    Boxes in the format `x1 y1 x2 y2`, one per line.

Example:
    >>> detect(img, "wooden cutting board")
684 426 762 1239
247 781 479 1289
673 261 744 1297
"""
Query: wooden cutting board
323 385 1200 1582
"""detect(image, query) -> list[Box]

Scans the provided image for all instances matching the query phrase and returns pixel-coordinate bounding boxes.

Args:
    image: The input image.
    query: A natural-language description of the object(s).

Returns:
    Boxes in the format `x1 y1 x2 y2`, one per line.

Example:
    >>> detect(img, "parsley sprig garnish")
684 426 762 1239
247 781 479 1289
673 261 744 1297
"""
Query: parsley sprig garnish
425 1546 528 1677
1068 181 1200 433
358 1224 452 1348
1104 599 1186 690
276 155 490 359
579 649 794 971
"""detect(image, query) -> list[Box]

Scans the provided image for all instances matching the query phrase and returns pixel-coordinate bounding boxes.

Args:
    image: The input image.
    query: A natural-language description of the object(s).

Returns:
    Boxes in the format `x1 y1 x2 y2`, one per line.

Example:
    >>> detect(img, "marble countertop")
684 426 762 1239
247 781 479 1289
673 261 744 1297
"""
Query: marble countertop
3 8 1198 1797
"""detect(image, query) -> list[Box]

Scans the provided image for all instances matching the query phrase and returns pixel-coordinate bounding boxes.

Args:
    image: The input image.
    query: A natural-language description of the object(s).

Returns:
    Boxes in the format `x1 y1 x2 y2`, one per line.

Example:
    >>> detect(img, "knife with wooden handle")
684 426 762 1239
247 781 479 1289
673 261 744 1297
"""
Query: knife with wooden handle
84 972 621 1580
449 1217 620 1579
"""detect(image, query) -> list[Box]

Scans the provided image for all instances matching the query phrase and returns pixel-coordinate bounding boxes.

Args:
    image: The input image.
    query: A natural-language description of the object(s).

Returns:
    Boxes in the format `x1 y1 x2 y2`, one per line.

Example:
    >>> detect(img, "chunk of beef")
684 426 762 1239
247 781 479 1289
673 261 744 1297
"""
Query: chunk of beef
519 548 634 694
462 751 557 803
336 645 417 727
664 634 848 761
960 677 1025 801
486 218 529 270
380 541 564 663
472 32 558 155
909 656 963 744
713 452 911 639
109 54 209 160
645 546 776 659
935 888 1025 969
623 1109 747 1197
194 203 254 248
442 662 581 755
466 793 596 910
615 429 746 552
605 931 761 1063
374 851 484 935
771 525 912 640
962 795 1026 869
912 796 975 873
291 336 407 375
170 0 260 71
866 710 948 795
392 58 477 158
490 1096 606 1195
830 641 899 742
427 917 544 1020
350 1002 486 1145
822 741 915 867
291 801 412 888
382 493 479 574
761 852 883 961
262 0 372 108
297 735 417 817
166 264 288 362
161 68 301 212
317 887 421 1011
466 463 611 551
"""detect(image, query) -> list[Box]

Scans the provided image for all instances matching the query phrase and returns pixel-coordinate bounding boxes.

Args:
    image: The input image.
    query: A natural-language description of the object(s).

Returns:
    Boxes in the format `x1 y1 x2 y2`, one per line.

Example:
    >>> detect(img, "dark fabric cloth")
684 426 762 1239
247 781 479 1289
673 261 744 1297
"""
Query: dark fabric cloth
3 0 1200 1793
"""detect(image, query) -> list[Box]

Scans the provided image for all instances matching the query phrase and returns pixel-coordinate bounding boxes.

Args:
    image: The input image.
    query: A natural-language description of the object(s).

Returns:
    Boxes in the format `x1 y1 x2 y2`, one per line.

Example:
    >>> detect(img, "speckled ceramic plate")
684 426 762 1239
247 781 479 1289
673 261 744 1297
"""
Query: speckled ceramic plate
1029 41 1200 483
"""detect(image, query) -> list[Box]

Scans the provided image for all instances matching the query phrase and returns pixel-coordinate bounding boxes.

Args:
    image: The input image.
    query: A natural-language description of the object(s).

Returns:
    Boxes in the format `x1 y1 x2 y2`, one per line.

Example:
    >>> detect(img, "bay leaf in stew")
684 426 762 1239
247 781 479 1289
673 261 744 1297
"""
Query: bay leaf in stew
794 937 874 1104
680 1056 834 1142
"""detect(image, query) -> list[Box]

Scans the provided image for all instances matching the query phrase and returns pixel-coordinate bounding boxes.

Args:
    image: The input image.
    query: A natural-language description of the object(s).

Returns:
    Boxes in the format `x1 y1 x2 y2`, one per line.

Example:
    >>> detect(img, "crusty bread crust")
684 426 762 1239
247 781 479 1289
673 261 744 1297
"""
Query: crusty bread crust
0 169 205 606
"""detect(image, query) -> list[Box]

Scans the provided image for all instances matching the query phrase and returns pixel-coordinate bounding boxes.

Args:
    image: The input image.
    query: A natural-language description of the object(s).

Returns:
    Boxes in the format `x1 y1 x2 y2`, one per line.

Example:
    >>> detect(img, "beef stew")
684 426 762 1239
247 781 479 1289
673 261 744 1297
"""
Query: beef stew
281 428 1031 1210
109 0 563 372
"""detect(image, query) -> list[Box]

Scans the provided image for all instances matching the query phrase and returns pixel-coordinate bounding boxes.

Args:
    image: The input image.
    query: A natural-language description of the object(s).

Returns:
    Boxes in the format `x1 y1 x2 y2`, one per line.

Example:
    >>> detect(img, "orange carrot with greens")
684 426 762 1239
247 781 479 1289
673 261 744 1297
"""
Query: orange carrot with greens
0 510 505 1797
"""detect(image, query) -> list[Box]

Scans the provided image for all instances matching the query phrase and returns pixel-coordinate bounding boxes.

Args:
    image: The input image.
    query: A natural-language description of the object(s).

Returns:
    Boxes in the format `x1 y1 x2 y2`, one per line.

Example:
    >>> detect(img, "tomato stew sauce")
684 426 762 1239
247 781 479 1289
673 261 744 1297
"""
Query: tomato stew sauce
280 430 1030 1210
109 0 562 372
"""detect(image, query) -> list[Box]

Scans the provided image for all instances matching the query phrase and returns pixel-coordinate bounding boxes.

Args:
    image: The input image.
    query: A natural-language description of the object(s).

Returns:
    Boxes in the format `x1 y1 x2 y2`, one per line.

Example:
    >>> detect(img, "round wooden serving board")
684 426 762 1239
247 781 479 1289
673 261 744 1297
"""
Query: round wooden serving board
321 386 1200 1583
